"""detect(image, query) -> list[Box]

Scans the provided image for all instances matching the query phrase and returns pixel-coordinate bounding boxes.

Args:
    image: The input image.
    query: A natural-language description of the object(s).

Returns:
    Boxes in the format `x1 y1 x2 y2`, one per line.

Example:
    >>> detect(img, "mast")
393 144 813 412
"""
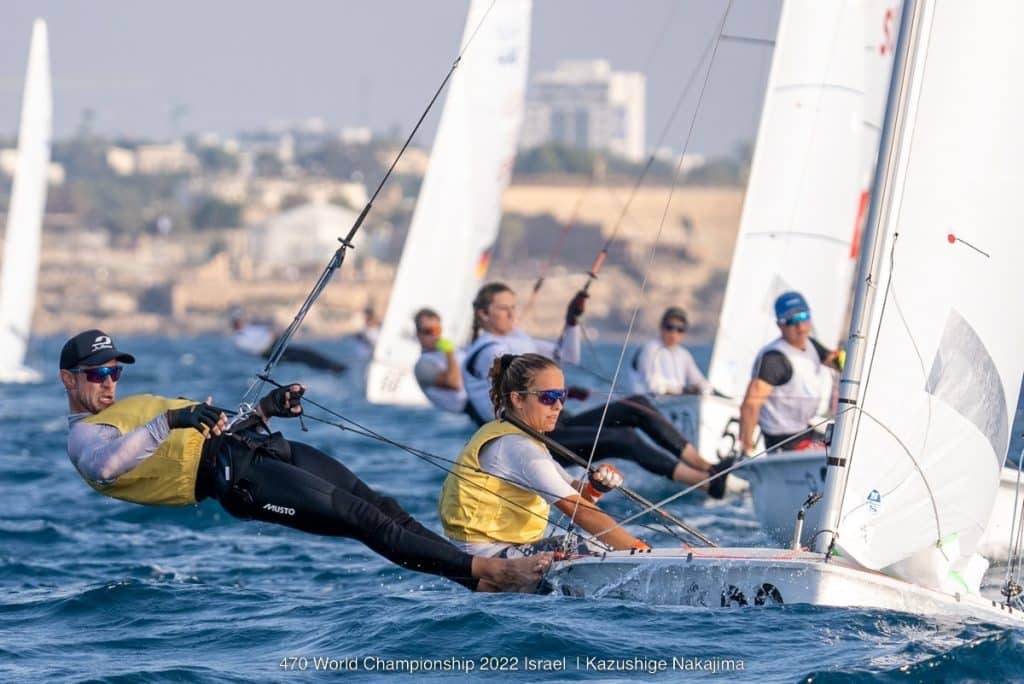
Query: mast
814 0 922 553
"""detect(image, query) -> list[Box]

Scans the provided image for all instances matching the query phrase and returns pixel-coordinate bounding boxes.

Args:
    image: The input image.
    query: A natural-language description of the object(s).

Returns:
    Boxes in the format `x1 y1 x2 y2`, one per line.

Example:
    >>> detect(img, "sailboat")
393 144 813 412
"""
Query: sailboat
367 0 531 406
0 19 51 383
548 0 1024 623
652 1 893 465
739 0 1022 561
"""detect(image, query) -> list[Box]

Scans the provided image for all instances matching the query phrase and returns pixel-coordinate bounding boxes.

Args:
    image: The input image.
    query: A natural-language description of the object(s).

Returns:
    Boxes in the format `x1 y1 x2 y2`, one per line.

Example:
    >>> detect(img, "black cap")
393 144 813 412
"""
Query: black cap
59 329 136 370
660 306 688 327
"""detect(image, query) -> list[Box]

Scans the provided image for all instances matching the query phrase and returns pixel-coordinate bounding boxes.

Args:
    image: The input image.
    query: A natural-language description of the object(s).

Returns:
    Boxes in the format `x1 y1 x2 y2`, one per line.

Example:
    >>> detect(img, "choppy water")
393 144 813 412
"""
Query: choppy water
3 335 1024 682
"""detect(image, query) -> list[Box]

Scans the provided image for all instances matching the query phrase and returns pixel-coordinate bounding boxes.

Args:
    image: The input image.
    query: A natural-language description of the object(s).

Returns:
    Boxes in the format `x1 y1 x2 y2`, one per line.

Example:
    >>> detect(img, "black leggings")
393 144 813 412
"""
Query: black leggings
549 395 688 480
211 437 476 589
263 344 347 374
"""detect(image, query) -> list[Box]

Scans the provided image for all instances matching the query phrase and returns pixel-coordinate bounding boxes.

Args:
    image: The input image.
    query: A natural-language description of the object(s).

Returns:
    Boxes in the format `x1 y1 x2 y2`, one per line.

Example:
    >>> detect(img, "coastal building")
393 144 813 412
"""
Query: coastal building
519 60 645 161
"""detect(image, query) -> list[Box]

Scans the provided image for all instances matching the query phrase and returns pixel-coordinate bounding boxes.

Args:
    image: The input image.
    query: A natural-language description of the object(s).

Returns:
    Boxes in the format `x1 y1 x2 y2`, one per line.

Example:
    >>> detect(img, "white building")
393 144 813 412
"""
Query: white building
520 60 645 162
245 200 357 267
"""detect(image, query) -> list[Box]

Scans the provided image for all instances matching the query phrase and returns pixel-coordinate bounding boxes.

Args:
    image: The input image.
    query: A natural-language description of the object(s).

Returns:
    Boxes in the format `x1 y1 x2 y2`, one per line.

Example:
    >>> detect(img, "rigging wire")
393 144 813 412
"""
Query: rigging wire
522 9 725 325
519 0 682 322
1003 454 1024 599
237 0 501 413
595 410 852 538
253 378 689 548
564 0 735 533
501 411 714 546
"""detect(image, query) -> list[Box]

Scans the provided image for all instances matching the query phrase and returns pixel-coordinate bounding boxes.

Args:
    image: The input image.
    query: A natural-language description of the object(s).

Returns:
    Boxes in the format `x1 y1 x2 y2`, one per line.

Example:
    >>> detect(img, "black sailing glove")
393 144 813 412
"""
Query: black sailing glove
166 404 222 433
259 384 304 418
565 290 588 326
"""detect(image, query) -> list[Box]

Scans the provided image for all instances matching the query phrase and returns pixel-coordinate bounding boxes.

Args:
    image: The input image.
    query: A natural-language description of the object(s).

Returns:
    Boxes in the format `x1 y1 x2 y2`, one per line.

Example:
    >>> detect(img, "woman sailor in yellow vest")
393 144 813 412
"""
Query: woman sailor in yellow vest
439 352 647 557
61 329 549 593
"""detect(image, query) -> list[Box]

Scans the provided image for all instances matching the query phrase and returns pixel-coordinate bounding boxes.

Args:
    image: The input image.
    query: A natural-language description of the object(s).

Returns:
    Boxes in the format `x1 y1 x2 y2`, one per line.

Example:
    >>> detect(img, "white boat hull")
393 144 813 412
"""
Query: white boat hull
0 364 42 384
743 450 1023 559
547 547 1023 624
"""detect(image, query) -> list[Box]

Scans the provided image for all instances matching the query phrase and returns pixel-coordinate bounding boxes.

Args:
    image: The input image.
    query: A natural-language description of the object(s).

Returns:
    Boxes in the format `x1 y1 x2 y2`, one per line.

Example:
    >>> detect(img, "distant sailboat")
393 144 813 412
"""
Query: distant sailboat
690 0 893 461
0 19 51 383
739 0 1023 561
549 0 1024 623
367 0 531 406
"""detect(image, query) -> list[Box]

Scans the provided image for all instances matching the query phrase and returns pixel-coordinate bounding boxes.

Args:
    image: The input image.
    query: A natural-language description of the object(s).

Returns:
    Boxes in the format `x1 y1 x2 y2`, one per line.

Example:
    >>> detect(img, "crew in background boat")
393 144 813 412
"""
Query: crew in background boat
463 283 729 496
630 306 712 396
439 353 648 557
738 291 843 455
61 329 549 593
412 308 466 413
229 309 347 374
350 304 382 361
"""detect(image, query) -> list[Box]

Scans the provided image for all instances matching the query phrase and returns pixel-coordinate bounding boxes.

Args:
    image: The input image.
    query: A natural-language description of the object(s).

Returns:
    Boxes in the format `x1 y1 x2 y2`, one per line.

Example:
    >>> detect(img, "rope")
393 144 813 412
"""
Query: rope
565 0 735 534
236 0 501 414
595 410 851 538
253 380 679 548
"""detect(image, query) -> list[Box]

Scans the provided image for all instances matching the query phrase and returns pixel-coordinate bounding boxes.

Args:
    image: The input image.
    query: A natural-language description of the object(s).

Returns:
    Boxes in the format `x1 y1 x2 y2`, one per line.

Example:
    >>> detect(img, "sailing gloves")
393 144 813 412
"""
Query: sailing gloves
565 290 588 326
584 463 623 500
166 403 223 434
259 384 305 418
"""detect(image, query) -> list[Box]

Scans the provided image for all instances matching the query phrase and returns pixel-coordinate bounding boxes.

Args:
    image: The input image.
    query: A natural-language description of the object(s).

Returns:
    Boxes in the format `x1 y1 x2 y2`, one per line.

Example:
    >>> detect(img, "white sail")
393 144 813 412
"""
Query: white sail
367 0 531 405
852 1 902 261
833 0 1024 580
698 1 870 454
0 19 51 383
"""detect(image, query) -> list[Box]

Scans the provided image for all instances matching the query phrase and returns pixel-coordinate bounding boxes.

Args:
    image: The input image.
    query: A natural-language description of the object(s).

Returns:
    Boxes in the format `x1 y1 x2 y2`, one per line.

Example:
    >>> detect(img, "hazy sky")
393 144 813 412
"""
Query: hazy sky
0 0 780 156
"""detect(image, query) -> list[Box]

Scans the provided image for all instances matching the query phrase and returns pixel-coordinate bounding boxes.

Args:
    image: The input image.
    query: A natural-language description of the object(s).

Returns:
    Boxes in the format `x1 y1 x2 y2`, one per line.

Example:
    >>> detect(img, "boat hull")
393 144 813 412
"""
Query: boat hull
743 450 1022 559
547 547 1023 624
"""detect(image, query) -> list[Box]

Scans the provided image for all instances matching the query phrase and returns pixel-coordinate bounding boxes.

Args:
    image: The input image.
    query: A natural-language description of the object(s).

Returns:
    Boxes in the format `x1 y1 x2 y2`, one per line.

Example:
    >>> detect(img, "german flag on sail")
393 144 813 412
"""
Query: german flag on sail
475 249 492 280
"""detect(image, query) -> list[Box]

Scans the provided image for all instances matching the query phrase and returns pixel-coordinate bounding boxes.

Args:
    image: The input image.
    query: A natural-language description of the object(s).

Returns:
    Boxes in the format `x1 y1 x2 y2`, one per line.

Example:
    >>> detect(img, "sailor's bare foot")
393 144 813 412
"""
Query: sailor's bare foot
680 443 713 470
472 553 553 592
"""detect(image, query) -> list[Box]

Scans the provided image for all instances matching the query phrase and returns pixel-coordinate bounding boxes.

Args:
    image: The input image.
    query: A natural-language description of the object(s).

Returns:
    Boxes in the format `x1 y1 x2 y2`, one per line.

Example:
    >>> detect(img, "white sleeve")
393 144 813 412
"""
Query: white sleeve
639 342 678 394
479 435 579 504
67 414 171 483
681 348 711 392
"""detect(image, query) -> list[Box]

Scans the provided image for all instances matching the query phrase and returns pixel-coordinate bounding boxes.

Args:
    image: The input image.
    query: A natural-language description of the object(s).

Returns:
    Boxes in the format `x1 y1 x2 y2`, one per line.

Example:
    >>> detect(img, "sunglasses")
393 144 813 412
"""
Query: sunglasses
783 310 811 326
416 325 440 336
662 323 687 333
520 388 568 406
69 365 123 383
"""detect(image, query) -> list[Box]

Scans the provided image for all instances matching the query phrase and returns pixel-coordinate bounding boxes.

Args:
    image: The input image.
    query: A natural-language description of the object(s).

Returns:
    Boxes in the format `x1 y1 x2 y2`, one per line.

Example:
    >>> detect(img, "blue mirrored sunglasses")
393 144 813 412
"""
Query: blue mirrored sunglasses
520 388 568 406
69 365 123 383
783 310 811 326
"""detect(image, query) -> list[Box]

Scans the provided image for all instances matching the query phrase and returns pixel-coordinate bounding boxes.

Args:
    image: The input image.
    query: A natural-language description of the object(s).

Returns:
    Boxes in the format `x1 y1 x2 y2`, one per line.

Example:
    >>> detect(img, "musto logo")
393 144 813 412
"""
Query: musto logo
263 502 296 516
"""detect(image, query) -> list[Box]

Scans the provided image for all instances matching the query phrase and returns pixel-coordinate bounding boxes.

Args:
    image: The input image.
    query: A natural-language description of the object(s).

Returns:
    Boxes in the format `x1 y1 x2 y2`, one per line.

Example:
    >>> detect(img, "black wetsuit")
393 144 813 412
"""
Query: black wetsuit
548 395 686 480
196 430 476 589
264 336 347 374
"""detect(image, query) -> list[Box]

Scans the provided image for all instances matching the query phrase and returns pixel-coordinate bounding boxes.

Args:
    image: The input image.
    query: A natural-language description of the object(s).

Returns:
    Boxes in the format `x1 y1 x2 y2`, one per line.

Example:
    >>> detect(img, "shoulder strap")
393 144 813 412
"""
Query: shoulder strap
463 340 498 379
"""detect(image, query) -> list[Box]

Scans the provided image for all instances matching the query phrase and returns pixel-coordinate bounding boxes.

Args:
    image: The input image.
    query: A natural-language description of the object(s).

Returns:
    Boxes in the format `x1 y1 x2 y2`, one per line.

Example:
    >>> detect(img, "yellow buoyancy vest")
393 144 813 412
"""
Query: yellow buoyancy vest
81 394 207 506
438 420 552 544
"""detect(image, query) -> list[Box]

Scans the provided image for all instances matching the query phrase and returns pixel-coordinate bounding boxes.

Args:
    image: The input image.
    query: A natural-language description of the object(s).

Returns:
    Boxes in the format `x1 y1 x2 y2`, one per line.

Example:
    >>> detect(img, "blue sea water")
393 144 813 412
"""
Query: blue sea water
3 334 1024 682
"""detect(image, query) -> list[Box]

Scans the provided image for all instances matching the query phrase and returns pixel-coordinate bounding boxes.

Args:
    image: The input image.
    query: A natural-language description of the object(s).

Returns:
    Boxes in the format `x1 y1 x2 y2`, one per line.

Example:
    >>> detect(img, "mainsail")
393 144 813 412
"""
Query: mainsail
830 0 1024 582
699 0 880 453
367 0 531 405
0 19 51 382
